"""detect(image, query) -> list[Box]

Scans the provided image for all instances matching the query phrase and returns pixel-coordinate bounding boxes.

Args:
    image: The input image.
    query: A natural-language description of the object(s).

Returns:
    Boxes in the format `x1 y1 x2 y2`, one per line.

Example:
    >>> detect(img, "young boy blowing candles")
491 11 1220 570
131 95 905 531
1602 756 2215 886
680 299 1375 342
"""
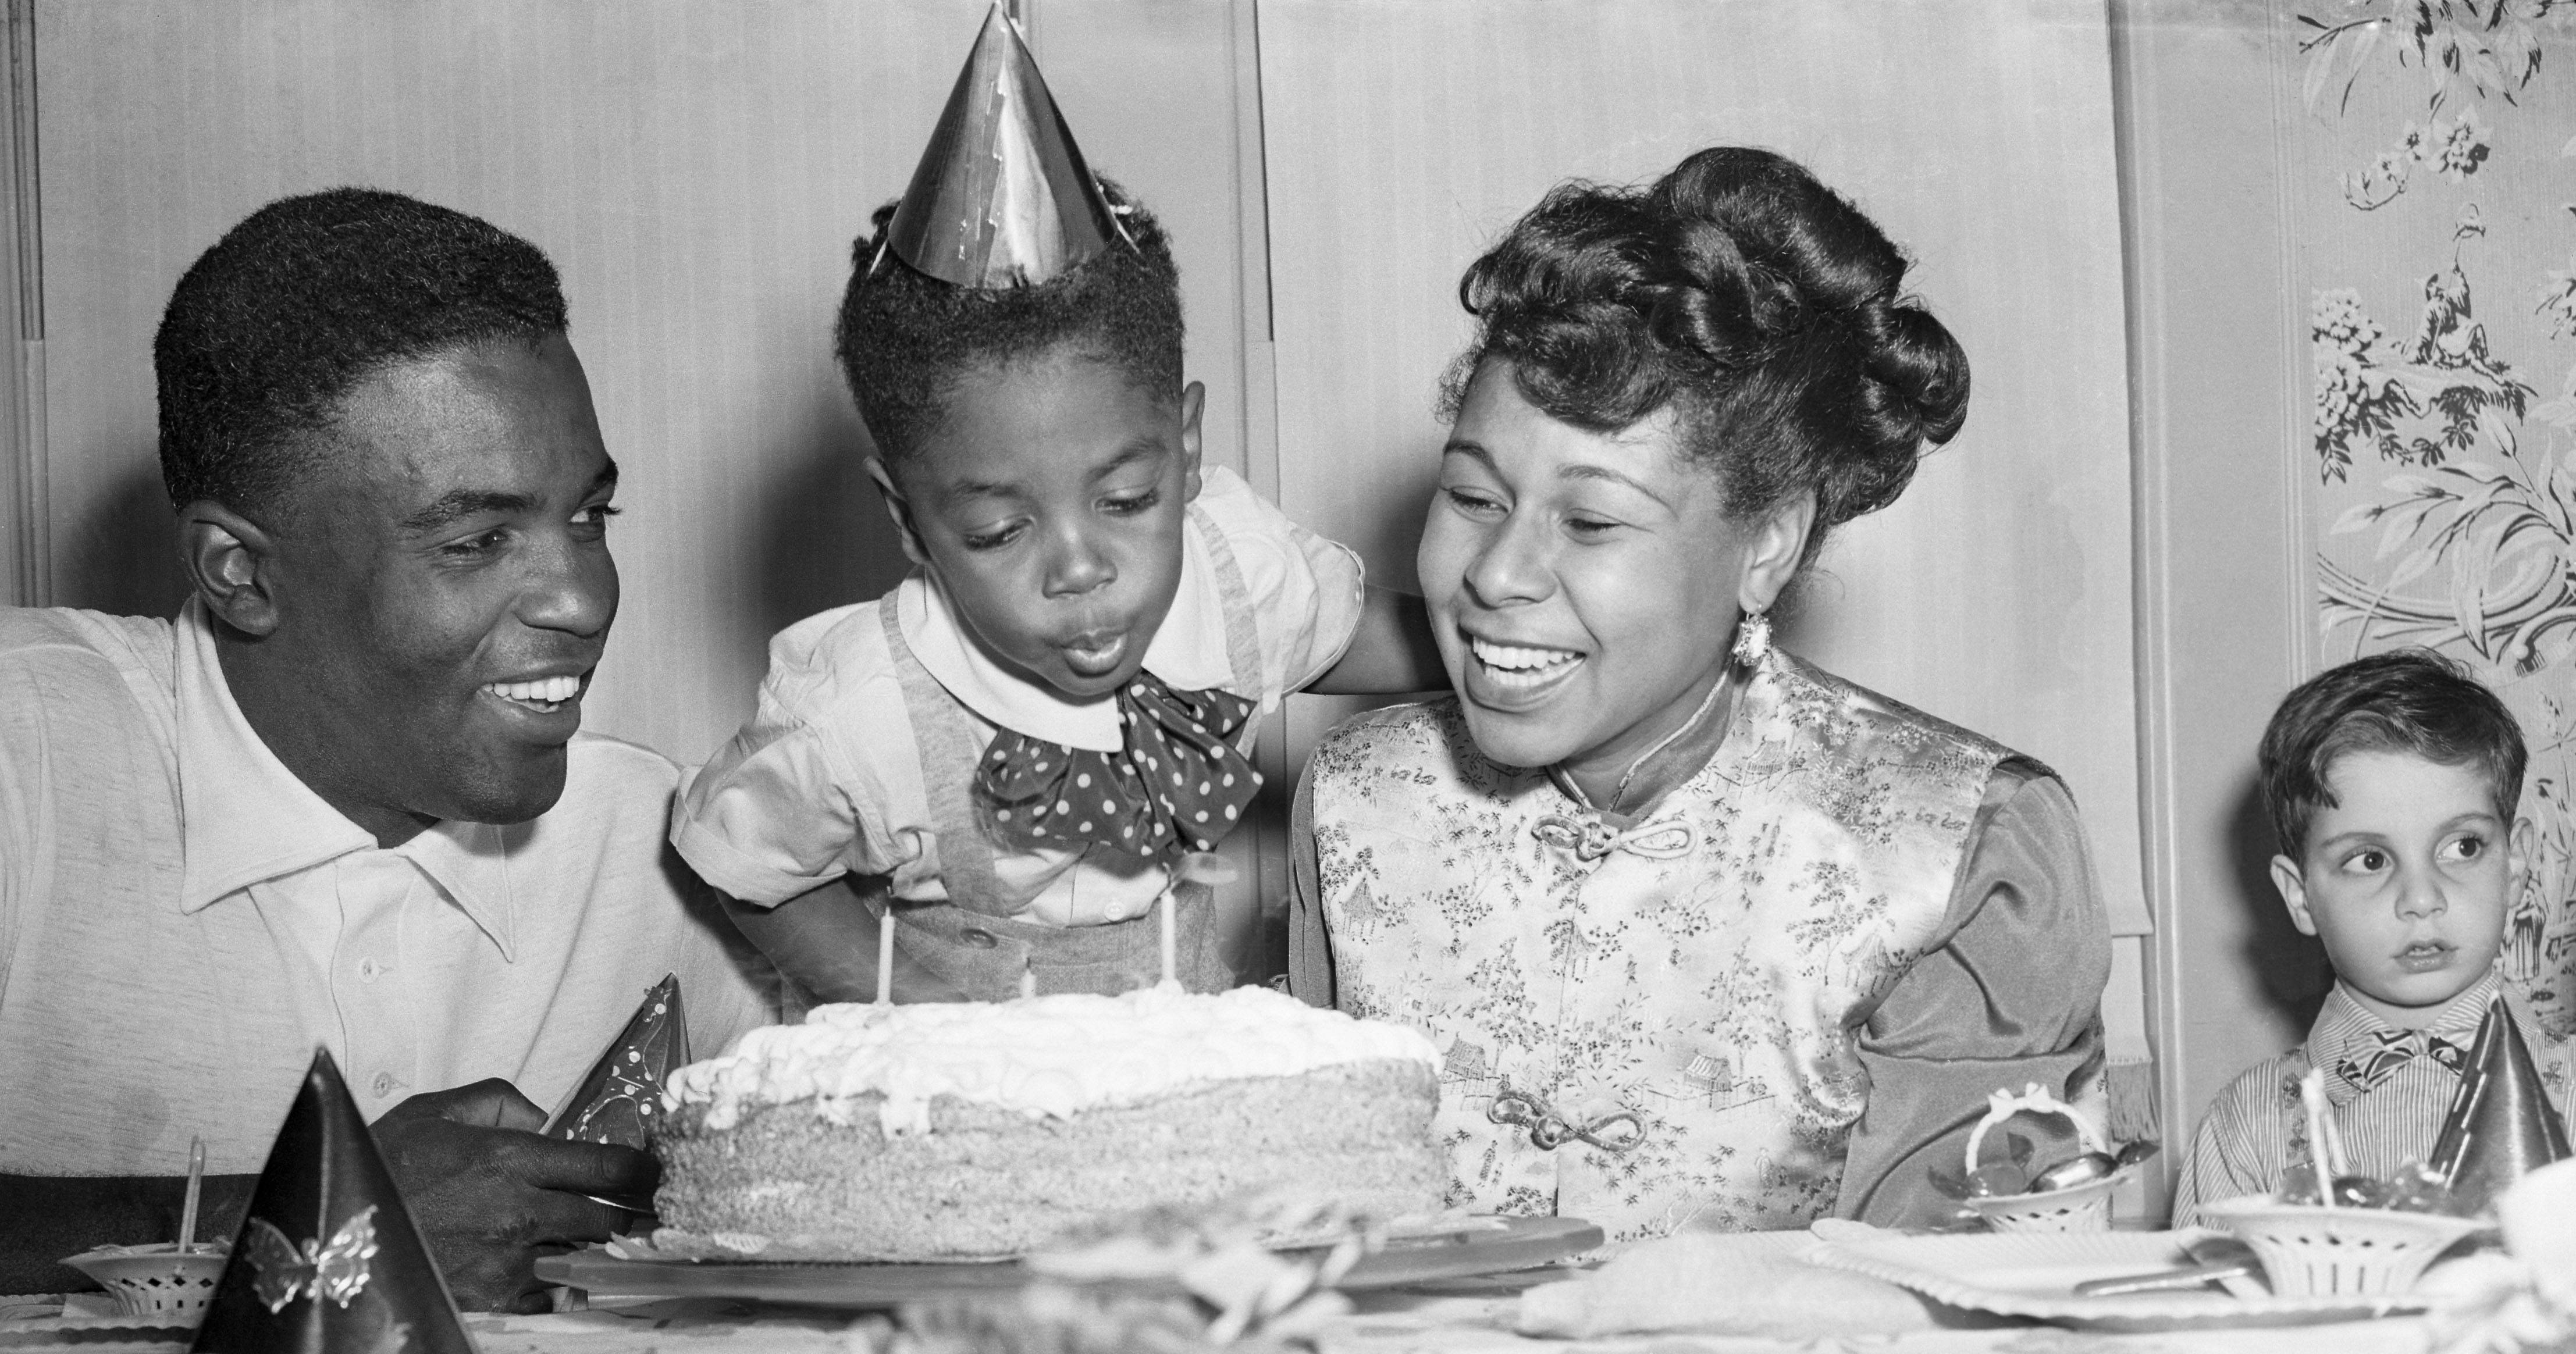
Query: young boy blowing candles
2170 649 2576 1225
671 10 1433 1004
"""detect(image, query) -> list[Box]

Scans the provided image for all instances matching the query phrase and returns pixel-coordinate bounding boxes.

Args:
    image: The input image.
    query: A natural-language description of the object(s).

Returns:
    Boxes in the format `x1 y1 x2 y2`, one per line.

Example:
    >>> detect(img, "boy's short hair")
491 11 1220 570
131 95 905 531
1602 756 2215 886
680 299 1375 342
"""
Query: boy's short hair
833 177 1183 466
2259 648 2527 857
155 187 569 516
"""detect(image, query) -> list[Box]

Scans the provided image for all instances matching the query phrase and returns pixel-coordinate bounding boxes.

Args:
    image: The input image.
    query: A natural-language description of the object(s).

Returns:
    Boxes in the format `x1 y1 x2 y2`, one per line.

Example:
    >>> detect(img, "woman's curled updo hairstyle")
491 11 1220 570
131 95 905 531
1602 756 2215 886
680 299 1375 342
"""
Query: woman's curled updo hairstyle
1443 147 1969 561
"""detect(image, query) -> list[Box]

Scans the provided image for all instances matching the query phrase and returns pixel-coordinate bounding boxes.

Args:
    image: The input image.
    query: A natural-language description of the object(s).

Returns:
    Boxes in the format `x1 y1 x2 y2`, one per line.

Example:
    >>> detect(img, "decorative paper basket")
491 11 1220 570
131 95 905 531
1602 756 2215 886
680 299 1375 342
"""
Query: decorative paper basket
2197 1195 2486 1296
1963 1173 2120 1234
1956 1084 2129 1234
60 1243 228 1321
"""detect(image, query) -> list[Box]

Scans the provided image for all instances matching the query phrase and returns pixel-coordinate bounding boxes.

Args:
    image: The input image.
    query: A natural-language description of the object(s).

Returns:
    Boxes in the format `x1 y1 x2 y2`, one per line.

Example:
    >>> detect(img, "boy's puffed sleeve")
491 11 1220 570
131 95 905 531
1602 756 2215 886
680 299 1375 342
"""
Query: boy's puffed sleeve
670 606 926 907
1191 466 1367 702
1834 768 2114 1228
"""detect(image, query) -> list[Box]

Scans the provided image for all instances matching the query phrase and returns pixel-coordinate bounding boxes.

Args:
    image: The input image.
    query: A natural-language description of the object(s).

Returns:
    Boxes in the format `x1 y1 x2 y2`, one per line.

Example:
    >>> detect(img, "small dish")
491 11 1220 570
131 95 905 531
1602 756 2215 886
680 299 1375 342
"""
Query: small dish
2195 1195 2489 1297
59 1242 229 1321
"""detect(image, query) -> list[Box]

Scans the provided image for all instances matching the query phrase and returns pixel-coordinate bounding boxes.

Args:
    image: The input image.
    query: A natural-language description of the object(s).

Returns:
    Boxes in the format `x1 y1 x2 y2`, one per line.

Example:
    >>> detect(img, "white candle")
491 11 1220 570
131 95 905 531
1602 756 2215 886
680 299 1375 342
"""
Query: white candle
1020 964 1037 1001
1158 885 1178 988
876 900 895 1006
179 1136 204 1252
2299 1068 2339 1206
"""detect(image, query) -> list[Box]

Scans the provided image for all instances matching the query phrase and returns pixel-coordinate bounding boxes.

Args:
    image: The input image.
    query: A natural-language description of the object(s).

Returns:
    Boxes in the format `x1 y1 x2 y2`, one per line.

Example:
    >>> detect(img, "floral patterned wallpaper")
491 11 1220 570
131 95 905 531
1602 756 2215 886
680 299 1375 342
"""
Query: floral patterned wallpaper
2303 1 2576 1034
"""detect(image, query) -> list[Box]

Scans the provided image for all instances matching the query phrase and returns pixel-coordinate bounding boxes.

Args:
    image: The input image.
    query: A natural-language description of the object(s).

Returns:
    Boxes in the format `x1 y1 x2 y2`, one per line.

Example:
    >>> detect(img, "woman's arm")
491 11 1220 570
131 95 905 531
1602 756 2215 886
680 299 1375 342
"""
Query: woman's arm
1834 769 2114 1228
1283 768 1337 1007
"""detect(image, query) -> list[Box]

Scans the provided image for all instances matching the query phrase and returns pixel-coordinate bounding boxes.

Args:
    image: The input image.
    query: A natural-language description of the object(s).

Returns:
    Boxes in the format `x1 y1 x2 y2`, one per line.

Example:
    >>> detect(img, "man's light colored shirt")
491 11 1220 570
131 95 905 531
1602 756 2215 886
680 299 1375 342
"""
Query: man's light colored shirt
674 465 1365 927
0 601 774 1177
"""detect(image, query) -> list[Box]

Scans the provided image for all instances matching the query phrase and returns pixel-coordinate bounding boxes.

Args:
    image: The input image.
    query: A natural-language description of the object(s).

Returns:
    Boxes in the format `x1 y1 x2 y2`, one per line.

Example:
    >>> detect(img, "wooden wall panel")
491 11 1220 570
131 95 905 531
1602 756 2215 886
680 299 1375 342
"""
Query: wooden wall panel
2114 0 2317 1205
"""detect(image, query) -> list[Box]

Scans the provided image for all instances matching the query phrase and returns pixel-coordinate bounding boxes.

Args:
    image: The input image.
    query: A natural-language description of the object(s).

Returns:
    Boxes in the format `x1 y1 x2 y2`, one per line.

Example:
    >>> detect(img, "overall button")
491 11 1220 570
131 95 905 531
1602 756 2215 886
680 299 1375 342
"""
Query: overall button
371 1072 399 1098
960 928 999 949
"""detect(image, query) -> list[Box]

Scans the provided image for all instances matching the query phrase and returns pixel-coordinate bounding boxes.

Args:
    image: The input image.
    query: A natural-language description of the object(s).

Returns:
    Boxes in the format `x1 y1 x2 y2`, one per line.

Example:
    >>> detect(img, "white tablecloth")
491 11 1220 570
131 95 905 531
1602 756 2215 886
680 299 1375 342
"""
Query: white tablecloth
0 1291 2446 1354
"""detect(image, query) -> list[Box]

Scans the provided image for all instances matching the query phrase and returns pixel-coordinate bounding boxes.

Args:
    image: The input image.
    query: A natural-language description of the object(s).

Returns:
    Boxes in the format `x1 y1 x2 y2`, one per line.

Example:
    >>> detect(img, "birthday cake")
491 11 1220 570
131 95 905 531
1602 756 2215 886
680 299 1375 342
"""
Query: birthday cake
652 984 1449 1260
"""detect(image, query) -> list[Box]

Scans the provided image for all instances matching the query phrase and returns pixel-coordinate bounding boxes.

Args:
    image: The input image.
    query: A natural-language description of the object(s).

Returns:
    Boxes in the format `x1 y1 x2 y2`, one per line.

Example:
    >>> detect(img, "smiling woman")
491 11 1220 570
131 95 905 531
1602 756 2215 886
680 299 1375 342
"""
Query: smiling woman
1289 148 2115 1243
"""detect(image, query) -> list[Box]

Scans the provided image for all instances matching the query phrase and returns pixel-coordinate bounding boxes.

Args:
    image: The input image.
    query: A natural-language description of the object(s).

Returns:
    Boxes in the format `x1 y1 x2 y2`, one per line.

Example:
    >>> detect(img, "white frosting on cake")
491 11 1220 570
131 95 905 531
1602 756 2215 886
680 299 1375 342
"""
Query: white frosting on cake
664 983 1438 1135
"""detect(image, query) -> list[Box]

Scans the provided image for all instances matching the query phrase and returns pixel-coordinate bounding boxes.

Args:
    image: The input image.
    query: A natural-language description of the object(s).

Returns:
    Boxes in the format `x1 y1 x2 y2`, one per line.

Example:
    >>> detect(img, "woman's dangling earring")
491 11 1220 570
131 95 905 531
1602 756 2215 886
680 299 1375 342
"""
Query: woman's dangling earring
1731 608 1772 668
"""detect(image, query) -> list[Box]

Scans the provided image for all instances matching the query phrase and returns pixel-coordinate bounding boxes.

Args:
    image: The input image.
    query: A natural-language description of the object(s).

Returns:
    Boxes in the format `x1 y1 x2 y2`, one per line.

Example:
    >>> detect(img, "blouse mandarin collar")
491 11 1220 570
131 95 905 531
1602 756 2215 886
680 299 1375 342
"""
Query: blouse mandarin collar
1542 658 1750 827
171 598 519 958
899 511 1235 753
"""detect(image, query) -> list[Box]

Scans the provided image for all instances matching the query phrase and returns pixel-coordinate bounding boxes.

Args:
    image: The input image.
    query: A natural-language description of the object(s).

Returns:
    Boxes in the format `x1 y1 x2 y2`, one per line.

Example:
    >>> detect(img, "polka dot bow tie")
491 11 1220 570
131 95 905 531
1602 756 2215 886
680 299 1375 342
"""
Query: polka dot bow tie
974 671 1264 865
2330 1028 2469 1098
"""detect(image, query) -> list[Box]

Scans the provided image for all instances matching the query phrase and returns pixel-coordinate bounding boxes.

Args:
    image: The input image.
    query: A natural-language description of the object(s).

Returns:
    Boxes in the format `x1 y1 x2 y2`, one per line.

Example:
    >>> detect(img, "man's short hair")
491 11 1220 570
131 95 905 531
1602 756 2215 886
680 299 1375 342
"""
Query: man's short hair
833 177 1183 467
2259 648 2527 857
154 187 570 514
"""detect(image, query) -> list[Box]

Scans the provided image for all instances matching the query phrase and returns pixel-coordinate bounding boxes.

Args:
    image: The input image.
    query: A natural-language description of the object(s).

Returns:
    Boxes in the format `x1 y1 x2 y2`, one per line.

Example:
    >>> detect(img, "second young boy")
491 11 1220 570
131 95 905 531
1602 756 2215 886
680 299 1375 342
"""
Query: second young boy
2171 649 2574 1224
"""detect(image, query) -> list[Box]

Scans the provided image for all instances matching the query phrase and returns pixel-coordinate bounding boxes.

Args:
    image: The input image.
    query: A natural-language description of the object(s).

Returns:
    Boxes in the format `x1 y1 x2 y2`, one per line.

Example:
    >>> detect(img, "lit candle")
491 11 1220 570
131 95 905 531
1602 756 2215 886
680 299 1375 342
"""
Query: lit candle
1020 963 1037 1001
876 900 895 1006
179 1136 204 1252
1158 884 1177 989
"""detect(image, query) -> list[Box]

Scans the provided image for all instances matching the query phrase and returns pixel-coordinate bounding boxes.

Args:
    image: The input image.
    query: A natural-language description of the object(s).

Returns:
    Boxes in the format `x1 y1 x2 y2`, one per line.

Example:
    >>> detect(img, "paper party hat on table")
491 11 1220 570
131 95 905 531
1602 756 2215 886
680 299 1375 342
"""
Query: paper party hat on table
192 1050 473 1353
2428 995 2573 1215
872 2 1132 288
546 973 689 1150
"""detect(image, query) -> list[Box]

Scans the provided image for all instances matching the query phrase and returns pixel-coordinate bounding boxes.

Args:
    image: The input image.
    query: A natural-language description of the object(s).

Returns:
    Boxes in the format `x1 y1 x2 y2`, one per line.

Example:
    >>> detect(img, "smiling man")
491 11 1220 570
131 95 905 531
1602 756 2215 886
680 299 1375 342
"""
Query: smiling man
0 190 772 1306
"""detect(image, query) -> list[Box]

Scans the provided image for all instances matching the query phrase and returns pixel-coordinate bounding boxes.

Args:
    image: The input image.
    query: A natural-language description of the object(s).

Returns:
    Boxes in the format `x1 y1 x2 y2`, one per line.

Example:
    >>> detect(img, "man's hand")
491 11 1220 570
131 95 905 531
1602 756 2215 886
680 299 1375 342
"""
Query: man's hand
369 1079 656 1313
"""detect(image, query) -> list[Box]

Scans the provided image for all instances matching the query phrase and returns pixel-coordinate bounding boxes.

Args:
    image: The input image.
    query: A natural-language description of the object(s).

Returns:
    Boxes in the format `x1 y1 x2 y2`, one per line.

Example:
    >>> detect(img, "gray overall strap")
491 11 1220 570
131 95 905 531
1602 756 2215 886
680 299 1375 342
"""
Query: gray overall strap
1188 502 1268 752
877 589 1224 999
880 597 1016 914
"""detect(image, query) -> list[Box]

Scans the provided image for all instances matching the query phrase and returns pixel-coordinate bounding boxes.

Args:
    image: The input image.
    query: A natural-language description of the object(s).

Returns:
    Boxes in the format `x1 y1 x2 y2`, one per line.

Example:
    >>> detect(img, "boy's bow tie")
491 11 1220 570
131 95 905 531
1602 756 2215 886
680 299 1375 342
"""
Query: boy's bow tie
973 671 1261 867
2329 1028 2468 1099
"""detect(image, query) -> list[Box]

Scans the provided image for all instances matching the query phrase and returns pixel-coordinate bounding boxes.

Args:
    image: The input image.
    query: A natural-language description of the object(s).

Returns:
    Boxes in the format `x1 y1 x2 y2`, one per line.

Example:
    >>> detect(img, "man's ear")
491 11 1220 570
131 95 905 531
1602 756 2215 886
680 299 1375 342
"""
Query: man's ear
176 500 282 637
2271 854 2319 938
865 457 930 569
1738 491 1817 616
1178 380 1205 503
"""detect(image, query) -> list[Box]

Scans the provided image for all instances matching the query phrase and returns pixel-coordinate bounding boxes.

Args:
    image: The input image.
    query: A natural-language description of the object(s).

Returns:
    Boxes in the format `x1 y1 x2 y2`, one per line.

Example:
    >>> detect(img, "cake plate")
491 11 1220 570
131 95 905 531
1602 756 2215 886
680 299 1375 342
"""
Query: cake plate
532 1215 1601 1306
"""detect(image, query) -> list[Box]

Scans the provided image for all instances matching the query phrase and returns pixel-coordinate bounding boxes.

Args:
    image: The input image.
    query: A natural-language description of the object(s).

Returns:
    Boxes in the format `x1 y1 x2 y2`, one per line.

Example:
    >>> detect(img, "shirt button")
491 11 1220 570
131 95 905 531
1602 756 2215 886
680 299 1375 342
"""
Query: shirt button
372 1072 398 1098
357 959 383 982
961 928 999 949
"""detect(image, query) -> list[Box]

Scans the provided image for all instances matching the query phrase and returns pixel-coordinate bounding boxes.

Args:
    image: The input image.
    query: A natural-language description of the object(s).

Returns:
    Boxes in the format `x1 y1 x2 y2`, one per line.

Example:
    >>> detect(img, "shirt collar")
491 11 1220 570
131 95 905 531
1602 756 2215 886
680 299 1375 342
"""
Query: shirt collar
902 509 1233 752
2308 970 2500 1070
172 599 519 957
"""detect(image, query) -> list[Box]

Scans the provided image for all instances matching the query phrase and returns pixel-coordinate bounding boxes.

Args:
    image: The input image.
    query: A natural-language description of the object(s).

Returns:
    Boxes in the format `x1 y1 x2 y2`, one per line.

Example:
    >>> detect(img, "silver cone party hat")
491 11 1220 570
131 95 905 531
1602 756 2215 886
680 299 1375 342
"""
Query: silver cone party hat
874 2 1130 288
2428 995 2573 1214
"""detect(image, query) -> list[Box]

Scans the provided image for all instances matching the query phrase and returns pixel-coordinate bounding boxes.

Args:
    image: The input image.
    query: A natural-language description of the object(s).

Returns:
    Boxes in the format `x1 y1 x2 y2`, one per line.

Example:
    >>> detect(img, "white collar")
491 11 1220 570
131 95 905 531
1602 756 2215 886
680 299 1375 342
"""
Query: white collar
172 598 520 957
901 509 1234 751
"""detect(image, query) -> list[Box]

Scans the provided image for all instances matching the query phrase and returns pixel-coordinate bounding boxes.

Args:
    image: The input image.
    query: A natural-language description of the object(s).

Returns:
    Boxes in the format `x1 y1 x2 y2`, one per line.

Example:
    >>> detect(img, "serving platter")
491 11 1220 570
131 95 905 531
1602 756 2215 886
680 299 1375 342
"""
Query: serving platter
533 1215 1600 1306
1806 1223 2441 1331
